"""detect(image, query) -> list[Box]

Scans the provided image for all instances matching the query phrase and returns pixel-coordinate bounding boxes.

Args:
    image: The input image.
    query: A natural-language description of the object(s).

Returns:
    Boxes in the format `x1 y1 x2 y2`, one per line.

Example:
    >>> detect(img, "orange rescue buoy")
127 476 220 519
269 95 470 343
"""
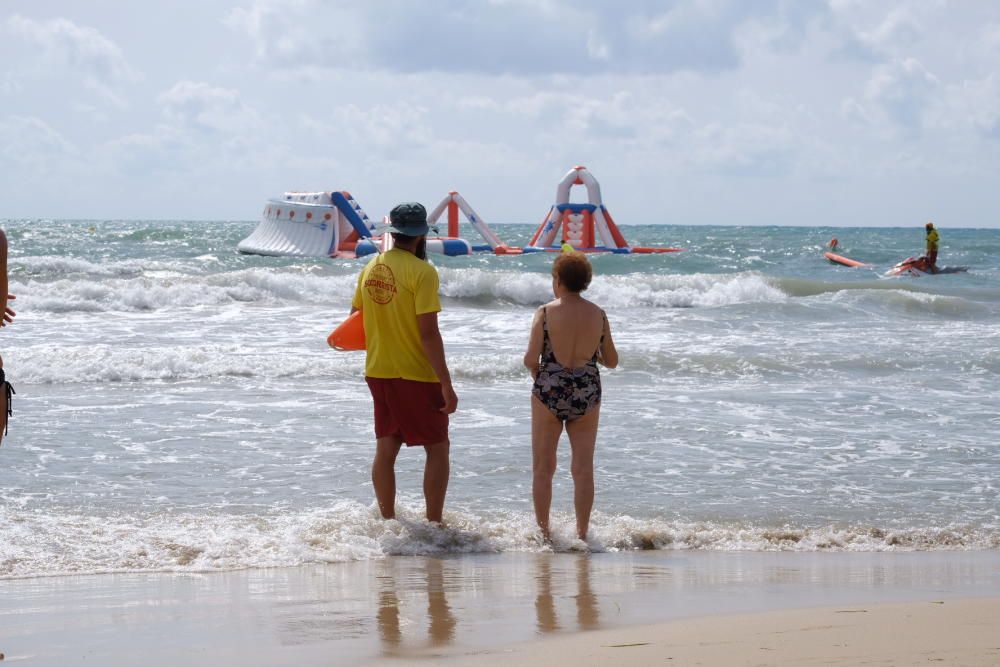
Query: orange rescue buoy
327 310 365 351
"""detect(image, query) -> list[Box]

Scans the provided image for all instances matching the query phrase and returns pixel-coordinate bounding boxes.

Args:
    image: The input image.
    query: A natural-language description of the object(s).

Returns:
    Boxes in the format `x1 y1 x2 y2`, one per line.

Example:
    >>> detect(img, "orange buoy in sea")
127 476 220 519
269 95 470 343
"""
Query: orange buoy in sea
327 310 365 351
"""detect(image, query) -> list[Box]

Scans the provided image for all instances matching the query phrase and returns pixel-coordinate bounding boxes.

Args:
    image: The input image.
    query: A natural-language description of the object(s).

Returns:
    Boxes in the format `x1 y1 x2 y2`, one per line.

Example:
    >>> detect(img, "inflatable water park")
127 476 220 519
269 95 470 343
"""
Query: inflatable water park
237 166 681 259
524 166 680 254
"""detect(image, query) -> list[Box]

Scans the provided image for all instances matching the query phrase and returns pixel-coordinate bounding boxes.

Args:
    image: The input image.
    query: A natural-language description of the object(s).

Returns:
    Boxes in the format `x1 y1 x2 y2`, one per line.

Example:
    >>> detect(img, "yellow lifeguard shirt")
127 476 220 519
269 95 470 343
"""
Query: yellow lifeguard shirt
926 228 940 251
352 248 442 382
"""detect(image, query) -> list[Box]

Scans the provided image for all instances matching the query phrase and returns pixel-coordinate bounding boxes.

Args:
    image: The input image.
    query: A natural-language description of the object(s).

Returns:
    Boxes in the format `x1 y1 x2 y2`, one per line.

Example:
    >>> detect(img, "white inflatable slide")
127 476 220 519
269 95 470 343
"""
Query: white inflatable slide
237 191 374 258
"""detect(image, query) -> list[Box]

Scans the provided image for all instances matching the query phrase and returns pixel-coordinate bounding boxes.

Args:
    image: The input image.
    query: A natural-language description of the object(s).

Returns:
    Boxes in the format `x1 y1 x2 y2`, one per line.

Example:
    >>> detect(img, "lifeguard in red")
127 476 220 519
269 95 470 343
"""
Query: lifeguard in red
353 247 447 446
351 200 455 524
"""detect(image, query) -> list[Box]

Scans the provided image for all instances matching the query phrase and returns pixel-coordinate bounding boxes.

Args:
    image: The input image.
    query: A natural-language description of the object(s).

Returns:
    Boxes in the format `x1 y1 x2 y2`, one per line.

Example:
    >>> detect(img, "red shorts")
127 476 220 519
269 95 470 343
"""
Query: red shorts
365 377 449 447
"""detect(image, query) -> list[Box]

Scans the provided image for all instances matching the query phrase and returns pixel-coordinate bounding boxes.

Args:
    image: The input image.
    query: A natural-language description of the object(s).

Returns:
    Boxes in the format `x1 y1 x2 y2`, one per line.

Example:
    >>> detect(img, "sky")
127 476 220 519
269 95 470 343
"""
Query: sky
1 1 999 227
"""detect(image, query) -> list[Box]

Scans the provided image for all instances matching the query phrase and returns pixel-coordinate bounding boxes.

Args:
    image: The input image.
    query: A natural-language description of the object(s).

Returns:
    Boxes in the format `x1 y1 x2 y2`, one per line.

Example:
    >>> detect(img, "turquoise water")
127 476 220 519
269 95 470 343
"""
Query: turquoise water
1 220 998 577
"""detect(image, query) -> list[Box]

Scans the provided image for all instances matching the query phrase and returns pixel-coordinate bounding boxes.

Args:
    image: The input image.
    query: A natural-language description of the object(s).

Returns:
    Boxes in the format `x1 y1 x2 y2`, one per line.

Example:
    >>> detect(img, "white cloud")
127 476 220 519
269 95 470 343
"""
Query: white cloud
864 57 940 130
224 0 363 69
0 73 22 95
439 83 797 178
0 115 75 157
687 120 794 175
857 7 922 54
586 29 611 61
930 74 1000 141
299 103 432 152
0 115 79 185
840 97 873 124
2 2 999 224
97 82 266 179
105 124 190 173
157 81 261 134
4 14 140 104
223 0 787 75
987 23 1000 49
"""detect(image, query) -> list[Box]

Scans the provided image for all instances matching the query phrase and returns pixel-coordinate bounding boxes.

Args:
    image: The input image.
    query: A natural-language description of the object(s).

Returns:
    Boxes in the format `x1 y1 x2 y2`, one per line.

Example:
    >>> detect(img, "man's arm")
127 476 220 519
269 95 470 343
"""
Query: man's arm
417 312 457 414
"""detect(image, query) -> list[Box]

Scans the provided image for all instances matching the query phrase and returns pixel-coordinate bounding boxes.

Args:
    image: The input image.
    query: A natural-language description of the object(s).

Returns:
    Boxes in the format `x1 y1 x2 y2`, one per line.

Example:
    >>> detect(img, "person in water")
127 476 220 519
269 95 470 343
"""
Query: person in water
523 251 618 542
925 222 940 273
351 202 457 523
0 228 17 445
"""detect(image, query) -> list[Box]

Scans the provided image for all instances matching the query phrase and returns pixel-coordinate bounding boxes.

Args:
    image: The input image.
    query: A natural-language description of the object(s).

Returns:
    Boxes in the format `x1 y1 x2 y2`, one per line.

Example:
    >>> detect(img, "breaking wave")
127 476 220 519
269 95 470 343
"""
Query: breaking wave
13 268 356 313
9 345 523 384
2 502 996 579
439 268 787 308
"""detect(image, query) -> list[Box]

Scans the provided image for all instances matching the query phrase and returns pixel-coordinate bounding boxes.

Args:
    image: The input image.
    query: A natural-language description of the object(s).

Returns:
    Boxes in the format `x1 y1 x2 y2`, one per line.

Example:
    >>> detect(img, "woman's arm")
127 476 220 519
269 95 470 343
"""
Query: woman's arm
598 313 618 369
523 308 544 376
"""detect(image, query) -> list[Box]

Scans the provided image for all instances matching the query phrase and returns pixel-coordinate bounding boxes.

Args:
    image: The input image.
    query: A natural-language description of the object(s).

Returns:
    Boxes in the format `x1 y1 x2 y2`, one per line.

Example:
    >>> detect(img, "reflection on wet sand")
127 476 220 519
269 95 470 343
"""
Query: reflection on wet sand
4 552 996 666
251 551 1000 664
534 554 600 635
376 557 457 654
426 557 457 645
534 556 559 633
574 556 599 630
376 572 401 650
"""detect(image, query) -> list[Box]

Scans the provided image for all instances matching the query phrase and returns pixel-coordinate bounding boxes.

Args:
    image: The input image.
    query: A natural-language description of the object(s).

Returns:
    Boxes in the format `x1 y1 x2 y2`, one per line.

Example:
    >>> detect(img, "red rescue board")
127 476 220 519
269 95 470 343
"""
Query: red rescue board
824 252 870 268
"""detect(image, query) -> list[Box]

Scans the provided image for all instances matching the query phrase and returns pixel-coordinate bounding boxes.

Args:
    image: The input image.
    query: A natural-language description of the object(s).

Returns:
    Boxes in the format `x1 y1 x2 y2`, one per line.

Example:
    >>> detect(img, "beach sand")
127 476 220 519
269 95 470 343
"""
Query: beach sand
2 551 999 666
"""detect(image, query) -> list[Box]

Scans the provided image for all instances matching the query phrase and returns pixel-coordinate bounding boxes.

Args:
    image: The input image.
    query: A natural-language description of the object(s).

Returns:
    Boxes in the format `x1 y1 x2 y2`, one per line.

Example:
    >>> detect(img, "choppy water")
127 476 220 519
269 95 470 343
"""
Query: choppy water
1 220 998 578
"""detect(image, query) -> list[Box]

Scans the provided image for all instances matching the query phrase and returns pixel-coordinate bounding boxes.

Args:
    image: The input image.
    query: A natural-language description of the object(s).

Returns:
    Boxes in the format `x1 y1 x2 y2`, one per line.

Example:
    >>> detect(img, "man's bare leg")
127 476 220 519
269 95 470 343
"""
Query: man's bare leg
566 407 599 541
423 440 450 523
372 436 403 519
532 396 564 540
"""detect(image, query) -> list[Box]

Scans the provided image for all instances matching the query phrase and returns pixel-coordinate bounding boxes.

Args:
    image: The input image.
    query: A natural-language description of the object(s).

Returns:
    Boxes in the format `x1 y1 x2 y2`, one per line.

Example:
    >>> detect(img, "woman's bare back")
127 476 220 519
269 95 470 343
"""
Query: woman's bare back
543 297 605 368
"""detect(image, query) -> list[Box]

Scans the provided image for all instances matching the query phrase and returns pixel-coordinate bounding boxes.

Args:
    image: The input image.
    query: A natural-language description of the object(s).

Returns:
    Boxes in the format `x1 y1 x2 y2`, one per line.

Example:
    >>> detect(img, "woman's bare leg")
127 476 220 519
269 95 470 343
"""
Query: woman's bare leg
531 396 563 540
566 406 599 540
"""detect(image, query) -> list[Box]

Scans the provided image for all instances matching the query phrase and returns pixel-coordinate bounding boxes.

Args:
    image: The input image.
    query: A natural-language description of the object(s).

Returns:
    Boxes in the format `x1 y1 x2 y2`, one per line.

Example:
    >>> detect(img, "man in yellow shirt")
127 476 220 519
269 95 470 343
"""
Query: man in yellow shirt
925 222 940 274
352 202 457 523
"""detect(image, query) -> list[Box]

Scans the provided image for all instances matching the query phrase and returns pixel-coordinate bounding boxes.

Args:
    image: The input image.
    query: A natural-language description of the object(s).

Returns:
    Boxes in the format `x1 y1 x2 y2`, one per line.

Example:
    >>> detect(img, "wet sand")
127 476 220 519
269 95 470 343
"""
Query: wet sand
436 597 1000 666
2 551 999 665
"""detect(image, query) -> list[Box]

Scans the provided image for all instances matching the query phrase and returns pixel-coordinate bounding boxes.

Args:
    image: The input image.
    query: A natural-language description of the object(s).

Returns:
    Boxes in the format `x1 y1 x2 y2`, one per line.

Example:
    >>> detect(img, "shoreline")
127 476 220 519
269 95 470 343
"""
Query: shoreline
2 550 999 665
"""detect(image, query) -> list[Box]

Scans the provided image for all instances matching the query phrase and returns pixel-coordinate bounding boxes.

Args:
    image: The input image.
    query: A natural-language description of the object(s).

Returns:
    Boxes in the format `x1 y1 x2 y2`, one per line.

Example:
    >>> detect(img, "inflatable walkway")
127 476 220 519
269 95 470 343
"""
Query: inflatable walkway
424 192 520 255
352 192 514 258
237 191 375 258
525 166 681 254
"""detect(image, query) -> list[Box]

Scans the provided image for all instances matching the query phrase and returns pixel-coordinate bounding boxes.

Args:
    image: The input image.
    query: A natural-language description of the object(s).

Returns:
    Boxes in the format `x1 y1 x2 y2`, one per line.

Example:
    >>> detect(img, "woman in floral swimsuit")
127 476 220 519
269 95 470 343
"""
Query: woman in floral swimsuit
523 252 618 542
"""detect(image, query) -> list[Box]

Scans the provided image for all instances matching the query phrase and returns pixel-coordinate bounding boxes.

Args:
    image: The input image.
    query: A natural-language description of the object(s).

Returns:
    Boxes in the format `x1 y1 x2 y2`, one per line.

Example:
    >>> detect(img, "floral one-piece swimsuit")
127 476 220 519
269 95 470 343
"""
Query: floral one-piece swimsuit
532 307 604 421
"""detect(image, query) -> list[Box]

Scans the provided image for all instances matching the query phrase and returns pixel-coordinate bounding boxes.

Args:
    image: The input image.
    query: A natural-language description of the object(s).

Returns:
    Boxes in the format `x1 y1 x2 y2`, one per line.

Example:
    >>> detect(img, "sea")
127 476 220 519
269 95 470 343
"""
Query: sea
1 220 998 579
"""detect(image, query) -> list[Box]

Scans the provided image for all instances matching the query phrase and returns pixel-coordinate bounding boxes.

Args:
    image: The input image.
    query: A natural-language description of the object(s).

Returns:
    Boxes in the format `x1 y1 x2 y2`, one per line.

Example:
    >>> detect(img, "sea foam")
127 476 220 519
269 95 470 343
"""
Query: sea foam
2 503 996 579
438 268 788 308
